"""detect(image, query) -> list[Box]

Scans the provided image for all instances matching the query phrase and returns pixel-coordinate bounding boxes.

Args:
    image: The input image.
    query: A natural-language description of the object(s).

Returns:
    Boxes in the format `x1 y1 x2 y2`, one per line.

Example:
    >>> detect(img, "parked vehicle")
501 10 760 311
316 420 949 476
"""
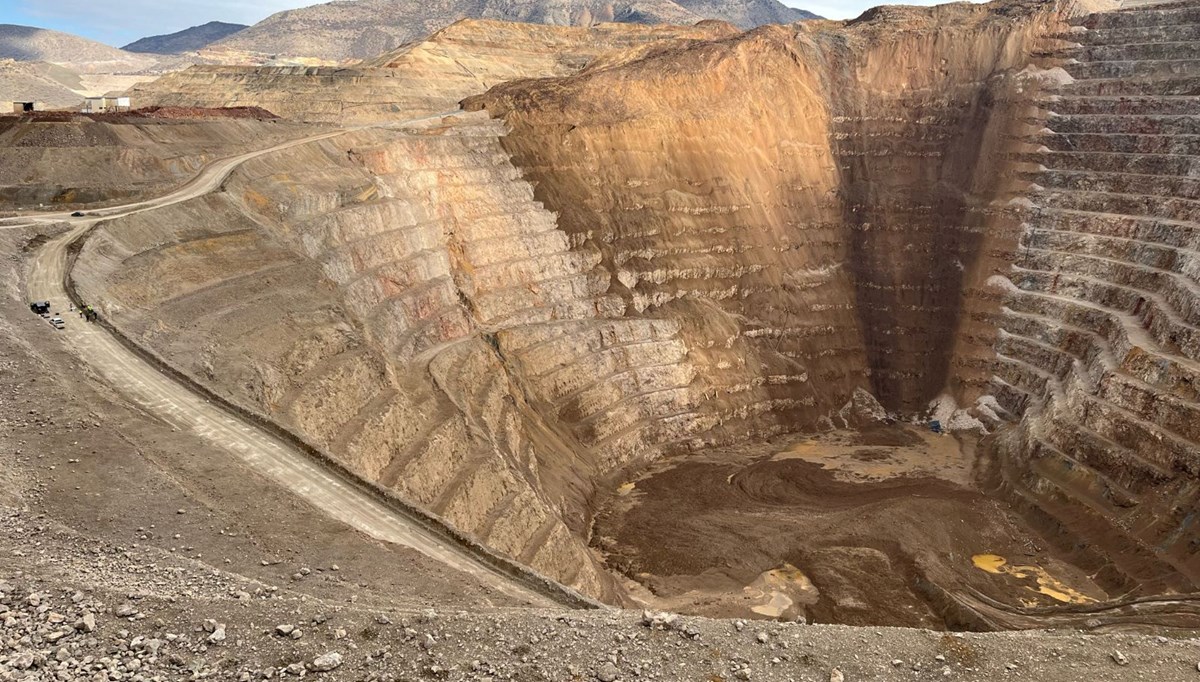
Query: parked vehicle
70 211 85 217
30 301 50 315
49 317 65 330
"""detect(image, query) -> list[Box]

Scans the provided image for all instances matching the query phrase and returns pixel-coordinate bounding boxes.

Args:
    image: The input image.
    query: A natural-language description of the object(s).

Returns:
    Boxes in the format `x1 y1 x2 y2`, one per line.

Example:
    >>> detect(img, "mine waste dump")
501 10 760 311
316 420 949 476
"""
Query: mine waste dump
30 0 1199 632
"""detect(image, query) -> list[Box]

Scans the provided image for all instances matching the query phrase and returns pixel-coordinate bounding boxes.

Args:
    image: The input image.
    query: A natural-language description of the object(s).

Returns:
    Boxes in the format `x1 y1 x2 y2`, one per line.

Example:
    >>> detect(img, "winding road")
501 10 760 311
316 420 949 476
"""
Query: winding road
14 121 569 608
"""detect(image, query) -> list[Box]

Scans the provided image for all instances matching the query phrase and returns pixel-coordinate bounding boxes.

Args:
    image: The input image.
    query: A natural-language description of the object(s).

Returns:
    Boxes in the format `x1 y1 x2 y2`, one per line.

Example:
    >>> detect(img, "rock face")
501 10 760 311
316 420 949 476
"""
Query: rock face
73 113 627 598
673 0 818 26
123 22 249 55
206 0 818 62
467 0 1060 433
986 0 1200 594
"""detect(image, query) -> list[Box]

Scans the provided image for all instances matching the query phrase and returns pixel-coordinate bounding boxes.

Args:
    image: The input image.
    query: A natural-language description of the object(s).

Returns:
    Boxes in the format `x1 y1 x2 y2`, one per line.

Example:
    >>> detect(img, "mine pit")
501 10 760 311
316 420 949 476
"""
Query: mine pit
5 3 1200 672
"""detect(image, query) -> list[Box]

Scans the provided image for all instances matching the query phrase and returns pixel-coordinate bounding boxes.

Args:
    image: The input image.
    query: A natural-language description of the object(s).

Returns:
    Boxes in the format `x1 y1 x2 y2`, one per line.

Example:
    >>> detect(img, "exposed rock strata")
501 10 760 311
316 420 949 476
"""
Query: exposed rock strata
986 0 1200 596
468 0 1067 436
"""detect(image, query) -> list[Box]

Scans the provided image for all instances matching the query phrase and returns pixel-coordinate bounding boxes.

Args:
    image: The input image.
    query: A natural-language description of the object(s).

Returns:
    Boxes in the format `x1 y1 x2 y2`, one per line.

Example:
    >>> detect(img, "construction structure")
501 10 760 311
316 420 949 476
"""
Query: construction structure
81 96 131 113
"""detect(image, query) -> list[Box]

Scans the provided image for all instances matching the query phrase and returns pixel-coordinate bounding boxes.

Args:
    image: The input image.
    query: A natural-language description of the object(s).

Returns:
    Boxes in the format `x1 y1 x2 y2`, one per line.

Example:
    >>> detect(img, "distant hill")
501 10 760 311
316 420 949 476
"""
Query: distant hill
210 0 821 61
0 24 158 73
0 60 84 107
674 0 818 25
123 21 249 54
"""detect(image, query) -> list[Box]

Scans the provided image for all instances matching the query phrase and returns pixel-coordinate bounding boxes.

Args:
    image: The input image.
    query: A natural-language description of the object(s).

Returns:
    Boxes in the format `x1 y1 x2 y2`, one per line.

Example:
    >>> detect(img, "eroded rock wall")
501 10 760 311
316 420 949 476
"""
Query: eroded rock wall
469 0 1066 444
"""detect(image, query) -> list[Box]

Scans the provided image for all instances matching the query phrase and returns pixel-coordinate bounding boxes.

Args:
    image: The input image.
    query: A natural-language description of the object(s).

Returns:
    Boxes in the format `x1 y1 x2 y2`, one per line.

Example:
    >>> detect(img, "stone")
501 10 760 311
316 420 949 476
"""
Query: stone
640 610 677 630
10 652 35 670
276 624 295 636
830 668 844 682
1111 651 1128 666
208 622 226 643
76 612 96 632
311 652 343 672
595 661 620 682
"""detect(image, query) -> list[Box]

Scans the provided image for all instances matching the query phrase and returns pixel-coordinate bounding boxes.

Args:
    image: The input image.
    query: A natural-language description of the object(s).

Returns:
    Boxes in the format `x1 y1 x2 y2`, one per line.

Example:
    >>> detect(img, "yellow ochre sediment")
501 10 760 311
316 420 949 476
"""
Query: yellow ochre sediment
972 554 1097 605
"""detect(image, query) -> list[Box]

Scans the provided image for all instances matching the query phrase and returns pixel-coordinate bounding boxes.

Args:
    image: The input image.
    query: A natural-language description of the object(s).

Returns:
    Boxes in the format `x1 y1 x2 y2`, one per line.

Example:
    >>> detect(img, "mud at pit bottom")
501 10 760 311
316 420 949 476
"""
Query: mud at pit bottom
592 426 1106 629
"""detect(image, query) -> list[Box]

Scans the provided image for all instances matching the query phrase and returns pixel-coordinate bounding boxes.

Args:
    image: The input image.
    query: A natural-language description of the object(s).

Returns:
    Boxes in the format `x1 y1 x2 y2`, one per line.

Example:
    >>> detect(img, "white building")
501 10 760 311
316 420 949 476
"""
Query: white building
81 96 131 113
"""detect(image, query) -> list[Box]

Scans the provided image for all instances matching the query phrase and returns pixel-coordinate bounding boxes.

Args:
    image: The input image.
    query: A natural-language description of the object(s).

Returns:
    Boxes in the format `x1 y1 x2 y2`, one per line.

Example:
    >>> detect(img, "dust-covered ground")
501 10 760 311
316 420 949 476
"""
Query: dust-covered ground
3 226 1200 681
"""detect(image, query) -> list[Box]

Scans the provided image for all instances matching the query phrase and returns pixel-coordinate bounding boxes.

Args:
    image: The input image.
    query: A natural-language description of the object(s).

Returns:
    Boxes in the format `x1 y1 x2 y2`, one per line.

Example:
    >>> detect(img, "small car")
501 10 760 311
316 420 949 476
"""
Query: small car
70 211 85 217
49 317 65 330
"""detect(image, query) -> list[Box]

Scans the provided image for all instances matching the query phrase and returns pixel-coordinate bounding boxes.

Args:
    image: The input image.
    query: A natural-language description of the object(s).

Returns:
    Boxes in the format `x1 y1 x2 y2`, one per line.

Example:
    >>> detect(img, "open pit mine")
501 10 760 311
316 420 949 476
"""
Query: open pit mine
3 0 1200 677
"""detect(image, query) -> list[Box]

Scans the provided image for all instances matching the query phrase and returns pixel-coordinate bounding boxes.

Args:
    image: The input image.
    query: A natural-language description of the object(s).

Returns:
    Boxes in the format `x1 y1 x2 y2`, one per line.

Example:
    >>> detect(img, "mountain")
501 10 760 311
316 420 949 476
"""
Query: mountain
674 0 818 25
0 60 85 107
210 0 821 61
123 21 249 54
0 24 158 73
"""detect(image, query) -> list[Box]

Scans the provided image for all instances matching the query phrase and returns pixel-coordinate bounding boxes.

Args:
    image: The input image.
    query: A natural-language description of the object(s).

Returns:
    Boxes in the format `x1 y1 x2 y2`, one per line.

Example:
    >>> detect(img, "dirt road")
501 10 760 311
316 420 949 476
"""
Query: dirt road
17 123 566 608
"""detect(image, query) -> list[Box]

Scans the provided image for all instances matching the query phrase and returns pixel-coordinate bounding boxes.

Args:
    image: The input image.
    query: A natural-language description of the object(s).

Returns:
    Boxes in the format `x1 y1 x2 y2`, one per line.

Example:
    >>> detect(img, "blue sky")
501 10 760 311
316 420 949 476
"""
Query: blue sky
0 0 982 47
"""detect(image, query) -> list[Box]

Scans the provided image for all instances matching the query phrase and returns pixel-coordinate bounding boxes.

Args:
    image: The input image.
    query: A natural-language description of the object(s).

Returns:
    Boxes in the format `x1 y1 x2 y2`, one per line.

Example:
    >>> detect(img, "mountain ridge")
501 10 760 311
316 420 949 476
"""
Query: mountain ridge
123 21 249 54
210 0 820 61
0 24 159 73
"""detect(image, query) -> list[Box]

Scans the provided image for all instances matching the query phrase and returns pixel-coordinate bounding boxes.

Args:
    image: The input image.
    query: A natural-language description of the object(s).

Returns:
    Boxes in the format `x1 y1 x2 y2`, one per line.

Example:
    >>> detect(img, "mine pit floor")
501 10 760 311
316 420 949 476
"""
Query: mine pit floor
593 425 1108 629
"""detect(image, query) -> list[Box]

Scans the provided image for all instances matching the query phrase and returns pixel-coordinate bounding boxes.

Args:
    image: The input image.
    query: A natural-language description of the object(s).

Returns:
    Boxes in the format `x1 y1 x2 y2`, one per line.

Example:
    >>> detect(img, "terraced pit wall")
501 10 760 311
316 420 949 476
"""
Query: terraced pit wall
72 114 634 600
985 0 1200 596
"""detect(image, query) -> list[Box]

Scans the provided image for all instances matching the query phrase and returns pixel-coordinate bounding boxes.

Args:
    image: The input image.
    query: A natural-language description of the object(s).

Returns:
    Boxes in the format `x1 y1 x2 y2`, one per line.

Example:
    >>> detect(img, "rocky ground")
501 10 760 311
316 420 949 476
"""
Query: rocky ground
3 227 1200 682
